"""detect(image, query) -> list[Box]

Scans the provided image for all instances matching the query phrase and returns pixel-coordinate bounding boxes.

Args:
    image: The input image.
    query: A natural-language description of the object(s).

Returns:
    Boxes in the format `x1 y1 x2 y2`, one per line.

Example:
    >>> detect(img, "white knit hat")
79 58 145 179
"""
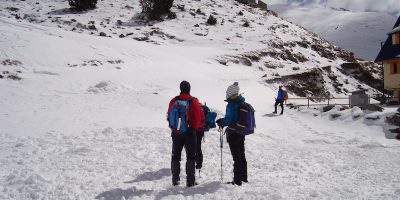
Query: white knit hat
226 82 240 99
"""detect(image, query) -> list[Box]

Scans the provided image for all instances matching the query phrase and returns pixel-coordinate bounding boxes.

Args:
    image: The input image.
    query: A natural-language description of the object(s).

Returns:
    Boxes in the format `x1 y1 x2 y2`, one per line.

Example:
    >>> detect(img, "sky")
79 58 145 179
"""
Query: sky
265 0 400 15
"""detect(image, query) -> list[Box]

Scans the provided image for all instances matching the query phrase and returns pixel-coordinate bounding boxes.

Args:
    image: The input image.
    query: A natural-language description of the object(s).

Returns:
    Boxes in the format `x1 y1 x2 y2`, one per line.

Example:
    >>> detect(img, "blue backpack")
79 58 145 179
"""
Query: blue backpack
168 97 193 134
227 102 256 135
202 104 217 132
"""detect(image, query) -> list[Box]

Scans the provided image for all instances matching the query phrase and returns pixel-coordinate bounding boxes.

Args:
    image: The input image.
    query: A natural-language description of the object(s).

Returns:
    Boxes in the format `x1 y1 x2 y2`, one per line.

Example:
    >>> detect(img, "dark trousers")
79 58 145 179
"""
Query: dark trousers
171 128 196 185
227 134 247 184
195 131 204 169
274 99 284 114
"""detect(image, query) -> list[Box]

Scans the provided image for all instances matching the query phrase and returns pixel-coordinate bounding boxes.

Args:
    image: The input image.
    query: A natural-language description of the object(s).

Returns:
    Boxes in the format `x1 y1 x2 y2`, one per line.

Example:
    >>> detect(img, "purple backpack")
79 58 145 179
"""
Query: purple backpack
196 104 206 132
227 102 256 135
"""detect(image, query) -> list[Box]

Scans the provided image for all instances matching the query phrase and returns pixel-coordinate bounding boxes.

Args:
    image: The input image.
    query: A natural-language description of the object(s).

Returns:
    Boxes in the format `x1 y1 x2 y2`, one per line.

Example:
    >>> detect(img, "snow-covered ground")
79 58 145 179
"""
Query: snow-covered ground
0 0 399 199
270 4 397 61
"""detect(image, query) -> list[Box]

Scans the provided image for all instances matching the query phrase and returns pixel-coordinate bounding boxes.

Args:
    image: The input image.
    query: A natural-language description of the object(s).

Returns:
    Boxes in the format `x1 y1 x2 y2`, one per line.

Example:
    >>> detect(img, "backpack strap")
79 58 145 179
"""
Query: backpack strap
174 96 195 127
175 96 194 102
186 97 194 125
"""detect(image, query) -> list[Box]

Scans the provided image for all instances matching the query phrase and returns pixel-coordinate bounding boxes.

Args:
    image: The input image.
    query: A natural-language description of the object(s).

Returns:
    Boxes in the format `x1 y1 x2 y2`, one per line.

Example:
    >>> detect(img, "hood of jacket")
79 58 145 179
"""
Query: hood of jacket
225 95 245 103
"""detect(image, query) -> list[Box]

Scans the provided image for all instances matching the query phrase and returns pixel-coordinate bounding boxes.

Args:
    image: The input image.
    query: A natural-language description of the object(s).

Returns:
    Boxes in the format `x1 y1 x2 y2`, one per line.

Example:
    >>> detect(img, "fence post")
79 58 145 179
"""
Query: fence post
349 95 351 107
328 96 330 106
307 97 310 108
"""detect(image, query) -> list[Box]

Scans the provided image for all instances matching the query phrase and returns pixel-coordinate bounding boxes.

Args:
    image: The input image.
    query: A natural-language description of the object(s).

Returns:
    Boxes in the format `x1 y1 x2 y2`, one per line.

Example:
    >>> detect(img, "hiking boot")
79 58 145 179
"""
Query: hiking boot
187 182 198 187
226 181 242 186
172 180 180 186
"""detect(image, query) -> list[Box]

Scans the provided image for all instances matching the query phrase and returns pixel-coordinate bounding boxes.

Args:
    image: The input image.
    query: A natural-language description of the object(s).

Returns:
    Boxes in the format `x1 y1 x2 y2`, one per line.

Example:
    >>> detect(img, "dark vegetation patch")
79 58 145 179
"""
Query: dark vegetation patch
140 0 174 20
196 8 206 16
147 29 183 41
2 59 22 66
68 59 124 68
68 0 97 11
359 104 383 112
264 62 283 69
133 36 149 41
323 105 335 112
295 41 310 48
107 60 124 64
268 24 289 31
330 113 341 119
68 60 102 67
2 71 22 81
6 7 19 12
207 15 217 25
7 73 22 81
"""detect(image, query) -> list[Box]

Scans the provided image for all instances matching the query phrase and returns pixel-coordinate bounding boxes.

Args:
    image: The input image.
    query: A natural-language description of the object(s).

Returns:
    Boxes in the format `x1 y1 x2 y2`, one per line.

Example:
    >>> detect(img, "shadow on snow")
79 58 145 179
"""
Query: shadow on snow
123 168 170 183
263 113 280 117
154 181 222 200
96 168 222 199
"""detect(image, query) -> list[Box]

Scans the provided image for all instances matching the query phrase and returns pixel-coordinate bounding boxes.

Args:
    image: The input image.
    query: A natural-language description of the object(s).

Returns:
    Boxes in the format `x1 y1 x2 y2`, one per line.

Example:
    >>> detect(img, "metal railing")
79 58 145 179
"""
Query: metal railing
289 96 351 108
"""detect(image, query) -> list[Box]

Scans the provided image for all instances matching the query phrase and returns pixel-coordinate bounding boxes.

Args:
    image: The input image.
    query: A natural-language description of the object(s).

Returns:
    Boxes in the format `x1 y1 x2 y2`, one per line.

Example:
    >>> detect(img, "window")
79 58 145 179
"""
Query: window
390 62 399 74
393 33 400 45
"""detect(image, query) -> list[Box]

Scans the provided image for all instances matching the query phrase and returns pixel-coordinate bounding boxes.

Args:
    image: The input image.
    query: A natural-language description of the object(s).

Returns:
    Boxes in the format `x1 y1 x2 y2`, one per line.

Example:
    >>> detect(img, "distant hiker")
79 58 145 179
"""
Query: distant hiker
195 103 217 171
167 80 201 187
216 82 255 186
273 86 285 115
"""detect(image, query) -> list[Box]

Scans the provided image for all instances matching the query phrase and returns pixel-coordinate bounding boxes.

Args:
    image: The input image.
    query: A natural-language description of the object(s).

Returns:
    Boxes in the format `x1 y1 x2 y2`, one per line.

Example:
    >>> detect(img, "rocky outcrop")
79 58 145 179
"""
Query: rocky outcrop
266 68 329 98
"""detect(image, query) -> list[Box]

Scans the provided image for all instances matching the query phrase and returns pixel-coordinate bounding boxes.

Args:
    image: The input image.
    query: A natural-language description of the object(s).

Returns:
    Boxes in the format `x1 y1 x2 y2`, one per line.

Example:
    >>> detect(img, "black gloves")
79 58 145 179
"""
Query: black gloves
216 118 224 127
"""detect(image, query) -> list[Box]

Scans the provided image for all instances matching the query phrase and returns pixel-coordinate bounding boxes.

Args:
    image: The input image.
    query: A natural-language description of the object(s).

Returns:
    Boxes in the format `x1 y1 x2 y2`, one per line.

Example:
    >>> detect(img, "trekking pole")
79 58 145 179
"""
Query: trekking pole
219 126 224 182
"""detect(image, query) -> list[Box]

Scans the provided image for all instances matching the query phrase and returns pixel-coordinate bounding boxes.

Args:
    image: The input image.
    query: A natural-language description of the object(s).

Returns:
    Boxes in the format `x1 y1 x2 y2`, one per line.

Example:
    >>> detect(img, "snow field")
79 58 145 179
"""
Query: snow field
1 109 400 199
0 0 399 199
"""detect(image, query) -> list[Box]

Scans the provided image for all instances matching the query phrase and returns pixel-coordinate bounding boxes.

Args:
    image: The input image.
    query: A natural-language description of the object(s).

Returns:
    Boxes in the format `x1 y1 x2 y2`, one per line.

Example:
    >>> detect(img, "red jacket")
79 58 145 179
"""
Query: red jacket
167 93 201 129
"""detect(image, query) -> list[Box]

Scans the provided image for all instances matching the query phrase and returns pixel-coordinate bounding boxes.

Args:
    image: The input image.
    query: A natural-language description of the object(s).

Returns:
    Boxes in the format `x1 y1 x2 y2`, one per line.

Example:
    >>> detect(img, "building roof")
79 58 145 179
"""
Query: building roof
389 26 400 34
375 16 400 62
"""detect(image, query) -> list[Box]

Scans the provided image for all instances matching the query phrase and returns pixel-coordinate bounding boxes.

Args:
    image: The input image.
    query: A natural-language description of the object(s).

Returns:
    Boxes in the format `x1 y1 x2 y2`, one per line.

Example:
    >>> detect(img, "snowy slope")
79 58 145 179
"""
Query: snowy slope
0 0 399 199
0 0 382 98
270 4 397 61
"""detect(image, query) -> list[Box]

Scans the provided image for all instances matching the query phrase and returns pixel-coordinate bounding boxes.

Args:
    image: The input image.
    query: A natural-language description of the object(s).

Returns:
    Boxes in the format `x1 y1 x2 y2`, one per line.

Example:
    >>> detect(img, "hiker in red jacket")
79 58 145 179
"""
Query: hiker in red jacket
167 80 201 187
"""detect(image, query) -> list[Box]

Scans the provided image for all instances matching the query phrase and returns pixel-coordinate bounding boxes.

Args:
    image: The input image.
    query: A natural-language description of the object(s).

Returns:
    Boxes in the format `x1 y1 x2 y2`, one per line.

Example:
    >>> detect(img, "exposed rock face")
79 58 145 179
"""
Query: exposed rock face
387 114 400 126
235 0 268 10
266 68 329 98
340 62 382 91
359 104 383 112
